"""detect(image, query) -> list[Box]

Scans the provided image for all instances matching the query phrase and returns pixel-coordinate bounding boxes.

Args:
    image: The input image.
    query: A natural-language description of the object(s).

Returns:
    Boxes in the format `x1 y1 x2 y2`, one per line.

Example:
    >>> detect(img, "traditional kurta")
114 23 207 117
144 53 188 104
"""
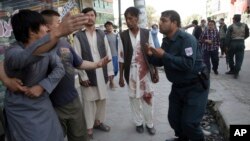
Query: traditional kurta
74 30 113 129
4 35 65 141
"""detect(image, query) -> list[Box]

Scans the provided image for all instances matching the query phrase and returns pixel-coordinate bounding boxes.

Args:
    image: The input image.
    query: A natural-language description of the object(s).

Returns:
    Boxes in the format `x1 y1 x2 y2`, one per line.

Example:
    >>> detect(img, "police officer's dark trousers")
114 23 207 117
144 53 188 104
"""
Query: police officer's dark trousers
227 40 245 74
168 79 209 141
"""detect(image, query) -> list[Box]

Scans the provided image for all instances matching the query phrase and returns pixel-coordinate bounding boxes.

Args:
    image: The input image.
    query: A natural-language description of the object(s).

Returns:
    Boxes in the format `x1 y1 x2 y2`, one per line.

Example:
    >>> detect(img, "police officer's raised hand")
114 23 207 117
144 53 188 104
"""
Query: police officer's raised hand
150 47 165 58
53 13 89 37
145 43 165 58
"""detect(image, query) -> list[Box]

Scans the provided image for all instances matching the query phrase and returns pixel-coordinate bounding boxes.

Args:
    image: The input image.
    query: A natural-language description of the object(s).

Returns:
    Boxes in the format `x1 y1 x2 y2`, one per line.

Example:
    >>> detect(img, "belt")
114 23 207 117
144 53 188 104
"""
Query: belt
173 78 200 88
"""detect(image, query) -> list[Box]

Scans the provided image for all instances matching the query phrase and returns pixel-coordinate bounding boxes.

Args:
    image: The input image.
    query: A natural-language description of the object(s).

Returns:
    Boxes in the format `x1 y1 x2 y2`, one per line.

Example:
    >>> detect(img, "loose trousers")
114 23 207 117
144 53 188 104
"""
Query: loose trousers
129 97 154 128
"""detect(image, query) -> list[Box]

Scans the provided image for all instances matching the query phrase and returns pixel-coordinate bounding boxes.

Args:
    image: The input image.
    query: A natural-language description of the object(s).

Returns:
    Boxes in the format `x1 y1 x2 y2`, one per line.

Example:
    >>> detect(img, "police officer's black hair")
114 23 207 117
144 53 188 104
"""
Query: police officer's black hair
11 9 46 43
161 10 181 27
124 7 141 18
82 7 97 17
192 20 198 26
41 9 60 24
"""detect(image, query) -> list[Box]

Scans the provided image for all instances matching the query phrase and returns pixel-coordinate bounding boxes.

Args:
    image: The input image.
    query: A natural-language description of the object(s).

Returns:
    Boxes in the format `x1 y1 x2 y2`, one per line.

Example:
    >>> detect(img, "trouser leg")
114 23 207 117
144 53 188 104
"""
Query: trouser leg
211 50 219 71
203 50 211 72
181 81 209 141
234 44 245 74
142 97 154 128
95 99 107 123
227 46 235 70
168 86 183 137
129 97 144 126
84 100 96 129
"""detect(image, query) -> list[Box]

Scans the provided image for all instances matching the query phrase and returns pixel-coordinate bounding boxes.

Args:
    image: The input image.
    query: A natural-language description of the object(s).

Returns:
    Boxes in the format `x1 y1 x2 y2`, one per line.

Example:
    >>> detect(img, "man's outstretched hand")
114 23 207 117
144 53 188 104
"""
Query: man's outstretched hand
97 56 111 68
55 13 89 37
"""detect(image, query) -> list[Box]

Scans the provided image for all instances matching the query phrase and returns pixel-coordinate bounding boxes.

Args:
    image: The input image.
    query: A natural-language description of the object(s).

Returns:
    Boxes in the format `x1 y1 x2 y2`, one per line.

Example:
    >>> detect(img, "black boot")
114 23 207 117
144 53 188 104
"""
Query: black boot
225 70 235 74
165 136 189 141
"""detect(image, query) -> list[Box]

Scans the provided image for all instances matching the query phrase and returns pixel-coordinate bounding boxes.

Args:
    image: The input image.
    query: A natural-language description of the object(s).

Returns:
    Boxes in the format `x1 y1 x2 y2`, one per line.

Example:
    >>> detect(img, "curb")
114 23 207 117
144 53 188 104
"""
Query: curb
208 99 229 141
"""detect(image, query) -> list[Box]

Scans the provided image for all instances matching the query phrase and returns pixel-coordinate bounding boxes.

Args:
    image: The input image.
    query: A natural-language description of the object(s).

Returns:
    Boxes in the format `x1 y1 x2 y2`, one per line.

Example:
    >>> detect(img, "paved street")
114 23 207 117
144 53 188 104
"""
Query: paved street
72 38 250 141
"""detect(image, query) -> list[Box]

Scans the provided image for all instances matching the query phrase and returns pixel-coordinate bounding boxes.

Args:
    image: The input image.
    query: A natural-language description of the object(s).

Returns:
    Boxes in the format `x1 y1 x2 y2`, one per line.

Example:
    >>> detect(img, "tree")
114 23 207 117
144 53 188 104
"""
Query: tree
146 5 158 28
182 14 202 27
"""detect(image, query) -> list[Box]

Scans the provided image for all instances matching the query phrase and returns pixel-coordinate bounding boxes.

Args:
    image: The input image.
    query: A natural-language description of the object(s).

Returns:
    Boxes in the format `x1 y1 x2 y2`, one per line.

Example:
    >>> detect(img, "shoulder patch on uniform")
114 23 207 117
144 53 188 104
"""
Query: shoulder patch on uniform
185 47 193 56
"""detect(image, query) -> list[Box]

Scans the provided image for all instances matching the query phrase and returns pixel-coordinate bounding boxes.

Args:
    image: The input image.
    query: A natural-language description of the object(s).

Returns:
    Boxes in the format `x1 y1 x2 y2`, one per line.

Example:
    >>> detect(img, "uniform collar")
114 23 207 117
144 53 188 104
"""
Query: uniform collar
165 29 182 42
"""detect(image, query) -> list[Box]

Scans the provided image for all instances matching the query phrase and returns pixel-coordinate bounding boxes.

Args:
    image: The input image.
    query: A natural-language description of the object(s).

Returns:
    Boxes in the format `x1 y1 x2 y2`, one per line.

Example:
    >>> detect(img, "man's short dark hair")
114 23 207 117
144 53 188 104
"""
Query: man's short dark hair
201 19 206 23
220 18 224 21
233 14 241 22
192 20 198 26
11 9 46 43
124 7 140 18
41 9 60 24
161 10 181 27
151 24 158 28
104 21 113 27
81 7 96 16
209 20 216 25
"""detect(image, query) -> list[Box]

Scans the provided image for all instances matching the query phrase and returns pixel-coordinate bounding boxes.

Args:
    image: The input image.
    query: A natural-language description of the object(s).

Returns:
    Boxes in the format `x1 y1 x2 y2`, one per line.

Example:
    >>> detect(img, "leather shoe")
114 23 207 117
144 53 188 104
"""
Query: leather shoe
165 137 189 141
146 125 156 135
234 73 239 79
225 70 235 75
136 125 144 133
213 70 218 75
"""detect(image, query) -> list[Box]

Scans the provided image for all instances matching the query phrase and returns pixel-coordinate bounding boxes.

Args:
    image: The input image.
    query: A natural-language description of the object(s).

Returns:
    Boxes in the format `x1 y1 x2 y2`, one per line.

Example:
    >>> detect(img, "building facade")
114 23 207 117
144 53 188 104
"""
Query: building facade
206 0 249 24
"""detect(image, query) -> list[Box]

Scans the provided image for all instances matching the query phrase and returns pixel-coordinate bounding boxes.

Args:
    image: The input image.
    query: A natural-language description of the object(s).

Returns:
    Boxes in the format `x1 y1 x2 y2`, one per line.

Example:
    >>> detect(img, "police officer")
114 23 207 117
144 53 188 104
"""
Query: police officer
146 10 209 141
225 14 249 79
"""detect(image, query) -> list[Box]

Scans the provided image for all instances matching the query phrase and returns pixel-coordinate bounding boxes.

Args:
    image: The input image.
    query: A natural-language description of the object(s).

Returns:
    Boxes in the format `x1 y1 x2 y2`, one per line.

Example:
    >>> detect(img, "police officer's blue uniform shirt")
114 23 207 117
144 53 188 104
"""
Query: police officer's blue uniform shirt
149 29 205 83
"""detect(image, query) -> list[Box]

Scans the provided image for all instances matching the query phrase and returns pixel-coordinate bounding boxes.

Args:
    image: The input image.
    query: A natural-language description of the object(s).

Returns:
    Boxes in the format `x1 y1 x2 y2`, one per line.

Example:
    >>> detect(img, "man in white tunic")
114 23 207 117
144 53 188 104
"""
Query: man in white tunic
73 7 114 139
119 7 158 135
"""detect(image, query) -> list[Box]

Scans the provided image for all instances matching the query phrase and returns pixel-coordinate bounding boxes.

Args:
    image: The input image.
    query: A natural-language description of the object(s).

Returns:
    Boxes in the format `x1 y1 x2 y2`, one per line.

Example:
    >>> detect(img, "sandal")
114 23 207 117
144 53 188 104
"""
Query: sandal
88 134 93 139
94 123 111 132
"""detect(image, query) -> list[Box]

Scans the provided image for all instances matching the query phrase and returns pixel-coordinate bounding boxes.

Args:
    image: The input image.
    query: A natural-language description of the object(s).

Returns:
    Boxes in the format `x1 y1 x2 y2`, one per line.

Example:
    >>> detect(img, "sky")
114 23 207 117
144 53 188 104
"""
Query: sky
113 0 207 22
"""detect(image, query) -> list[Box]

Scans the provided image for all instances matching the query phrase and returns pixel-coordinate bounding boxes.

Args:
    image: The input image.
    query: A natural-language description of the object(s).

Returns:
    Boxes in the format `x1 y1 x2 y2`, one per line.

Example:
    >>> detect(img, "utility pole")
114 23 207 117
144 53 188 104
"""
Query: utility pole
134 0 148 28
118 0 122 32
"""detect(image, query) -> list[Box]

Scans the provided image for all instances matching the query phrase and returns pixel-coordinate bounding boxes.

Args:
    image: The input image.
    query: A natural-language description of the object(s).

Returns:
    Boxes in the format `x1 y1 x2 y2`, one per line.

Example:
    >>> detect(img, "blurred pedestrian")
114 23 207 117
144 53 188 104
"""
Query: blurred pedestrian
104 21 120 89
219 18 227 58
199 20 220 75
225 14 249 78
200 19 207 32
151 24 161 48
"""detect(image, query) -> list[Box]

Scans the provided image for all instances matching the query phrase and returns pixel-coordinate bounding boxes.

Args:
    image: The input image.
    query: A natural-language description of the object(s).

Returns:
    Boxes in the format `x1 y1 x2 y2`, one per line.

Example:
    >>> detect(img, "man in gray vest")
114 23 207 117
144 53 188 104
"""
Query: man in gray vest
118 7 158 135
73 7 114 139
225 14 249 78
